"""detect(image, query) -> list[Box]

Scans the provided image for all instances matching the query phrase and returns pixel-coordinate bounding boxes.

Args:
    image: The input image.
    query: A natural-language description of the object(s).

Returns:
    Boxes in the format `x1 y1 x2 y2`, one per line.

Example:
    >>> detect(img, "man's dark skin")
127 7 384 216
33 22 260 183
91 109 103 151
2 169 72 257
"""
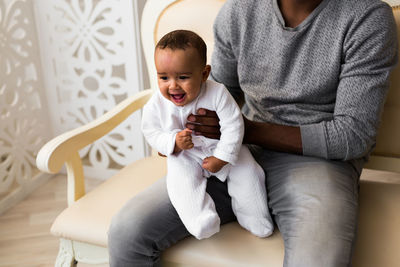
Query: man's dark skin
184 0 325 155
186 109 302 154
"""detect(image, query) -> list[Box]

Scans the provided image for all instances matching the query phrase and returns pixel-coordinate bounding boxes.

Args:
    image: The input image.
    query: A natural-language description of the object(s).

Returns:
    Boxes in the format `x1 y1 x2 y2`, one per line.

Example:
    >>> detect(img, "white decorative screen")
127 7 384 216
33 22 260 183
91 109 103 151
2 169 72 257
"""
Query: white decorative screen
34 0 146 178
0 0 50 196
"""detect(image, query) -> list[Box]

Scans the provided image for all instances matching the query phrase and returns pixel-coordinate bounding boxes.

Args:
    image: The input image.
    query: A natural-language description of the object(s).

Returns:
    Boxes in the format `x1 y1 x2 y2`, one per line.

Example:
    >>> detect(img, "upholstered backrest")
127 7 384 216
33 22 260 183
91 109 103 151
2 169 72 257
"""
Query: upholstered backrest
373 6 400 158
141 0 400 171
155 0 225 61
365 5 400 172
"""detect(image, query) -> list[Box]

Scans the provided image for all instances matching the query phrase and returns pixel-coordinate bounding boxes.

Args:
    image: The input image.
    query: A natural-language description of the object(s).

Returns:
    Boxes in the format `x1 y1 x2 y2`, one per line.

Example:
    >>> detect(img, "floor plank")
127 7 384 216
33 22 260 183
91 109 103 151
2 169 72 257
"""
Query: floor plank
0 174 105 267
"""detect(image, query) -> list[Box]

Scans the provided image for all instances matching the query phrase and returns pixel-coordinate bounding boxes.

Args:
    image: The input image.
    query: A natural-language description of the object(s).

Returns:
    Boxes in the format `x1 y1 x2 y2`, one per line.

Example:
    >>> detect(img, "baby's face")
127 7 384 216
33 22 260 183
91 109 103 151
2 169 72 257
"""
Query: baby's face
155 47 210 106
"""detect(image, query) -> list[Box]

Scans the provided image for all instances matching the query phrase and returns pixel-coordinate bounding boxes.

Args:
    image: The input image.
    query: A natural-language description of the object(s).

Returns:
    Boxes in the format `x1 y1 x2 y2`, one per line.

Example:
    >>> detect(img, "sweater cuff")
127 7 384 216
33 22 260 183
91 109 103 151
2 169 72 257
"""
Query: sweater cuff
300 123 328 159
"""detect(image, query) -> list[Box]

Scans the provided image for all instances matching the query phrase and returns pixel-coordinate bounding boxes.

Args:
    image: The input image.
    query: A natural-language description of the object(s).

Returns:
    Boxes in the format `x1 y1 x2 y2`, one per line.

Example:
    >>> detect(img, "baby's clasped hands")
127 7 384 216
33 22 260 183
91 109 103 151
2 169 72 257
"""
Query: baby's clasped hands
174 128 194 153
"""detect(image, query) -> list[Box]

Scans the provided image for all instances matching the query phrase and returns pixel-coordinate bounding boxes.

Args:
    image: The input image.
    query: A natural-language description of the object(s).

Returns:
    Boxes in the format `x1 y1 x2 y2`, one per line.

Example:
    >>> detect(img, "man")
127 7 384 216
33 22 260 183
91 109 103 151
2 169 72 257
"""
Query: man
108 0 398 266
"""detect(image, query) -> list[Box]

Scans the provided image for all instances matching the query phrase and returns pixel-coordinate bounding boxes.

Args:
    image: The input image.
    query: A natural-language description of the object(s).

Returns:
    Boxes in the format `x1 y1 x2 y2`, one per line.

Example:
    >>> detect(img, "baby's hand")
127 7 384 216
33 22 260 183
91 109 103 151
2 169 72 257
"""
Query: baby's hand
202 156 228 173
174 128 194 153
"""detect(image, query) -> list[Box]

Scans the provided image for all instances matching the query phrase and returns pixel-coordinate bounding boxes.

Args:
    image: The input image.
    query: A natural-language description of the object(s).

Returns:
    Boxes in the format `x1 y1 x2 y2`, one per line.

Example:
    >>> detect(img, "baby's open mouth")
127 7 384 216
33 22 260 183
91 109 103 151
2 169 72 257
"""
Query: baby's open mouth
171 93 186 103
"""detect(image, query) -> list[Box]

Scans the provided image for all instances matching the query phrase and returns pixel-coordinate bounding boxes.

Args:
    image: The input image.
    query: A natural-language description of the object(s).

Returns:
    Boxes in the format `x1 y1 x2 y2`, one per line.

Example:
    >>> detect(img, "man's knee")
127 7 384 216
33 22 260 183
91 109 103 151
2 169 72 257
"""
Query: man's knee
279 192 357 267
284 233 354 267
108 178 172 263
108 207 153 258
267 158 359 267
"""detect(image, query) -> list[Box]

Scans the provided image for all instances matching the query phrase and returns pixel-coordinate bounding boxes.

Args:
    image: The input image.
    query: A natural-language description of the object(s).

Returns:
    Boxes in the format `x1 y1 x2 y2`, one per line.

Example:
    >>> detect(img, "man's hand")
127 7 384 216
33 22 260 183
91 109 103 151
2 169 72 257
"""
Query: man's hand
174 128 194 153
186 108 221 139
202 156 227 173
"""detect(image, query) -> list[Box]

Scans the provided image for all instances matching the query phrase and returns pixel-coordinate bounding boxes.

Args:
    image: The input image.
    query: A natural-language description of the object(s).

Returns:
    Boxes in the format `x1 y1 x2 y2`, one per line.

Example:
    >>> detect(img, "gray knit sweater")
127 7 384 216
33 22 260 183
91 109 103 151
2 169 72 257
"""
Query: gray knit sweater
211 0 398 161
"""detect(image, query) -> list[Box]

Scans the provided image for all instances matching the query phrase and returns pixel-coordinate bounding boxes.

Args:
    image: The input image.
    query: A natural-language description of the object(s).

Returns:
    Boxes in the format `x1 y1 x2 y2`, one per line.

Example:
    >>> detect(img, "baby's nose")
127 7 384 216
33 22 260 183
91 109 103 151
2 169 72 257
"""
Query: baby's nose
169 79 179 89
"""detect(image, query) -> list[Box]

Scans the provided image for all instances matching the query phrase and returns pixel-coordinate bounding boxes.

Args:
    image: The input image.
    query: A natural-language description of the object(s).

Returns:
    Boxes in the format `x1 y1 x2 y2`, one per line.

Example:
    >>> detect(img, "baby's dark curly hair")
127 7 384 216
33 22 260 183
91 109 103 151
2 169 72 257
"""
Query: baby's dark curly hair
156 30 207 66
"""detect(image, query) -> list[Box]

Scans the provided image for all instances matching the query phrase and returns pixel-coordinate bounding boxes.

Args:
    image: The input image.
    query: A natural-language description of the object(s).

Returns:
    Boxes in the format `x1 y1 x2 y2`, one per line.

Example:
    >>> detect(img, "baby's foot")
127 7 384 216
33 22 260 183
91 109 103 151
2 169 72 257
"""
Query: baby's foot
237 216 274 238
188 212 220 240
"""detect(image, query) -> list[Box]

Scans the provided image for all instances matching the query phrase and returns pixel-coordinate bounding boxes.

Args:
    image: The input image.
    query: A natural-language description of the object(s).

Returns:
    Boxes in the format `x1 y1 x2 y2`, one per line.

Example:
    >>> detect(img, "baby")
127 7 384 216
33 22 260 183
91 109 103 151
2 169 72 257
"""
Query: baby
141 30 273 239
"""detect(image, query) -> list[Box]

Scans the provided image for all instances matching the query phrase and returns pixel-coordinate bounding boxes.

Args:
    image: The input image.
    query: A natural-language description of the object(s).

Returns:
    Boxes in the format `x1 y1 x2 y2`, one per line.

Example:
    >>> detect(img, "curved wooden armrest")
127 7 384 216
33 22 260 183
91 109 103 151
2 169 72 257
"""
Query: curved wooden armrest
36 89 153 174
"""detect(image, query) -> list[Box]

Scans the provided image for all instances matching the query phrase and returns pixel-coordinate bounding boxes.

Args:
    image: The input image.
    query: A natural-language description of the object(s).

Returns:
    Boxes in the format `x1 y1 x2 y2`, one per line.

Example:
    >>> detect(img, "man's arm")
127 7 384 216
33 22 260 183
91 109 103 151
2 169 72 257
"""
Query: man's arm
244 117 302 154
299 4 398 160
186 109 302 154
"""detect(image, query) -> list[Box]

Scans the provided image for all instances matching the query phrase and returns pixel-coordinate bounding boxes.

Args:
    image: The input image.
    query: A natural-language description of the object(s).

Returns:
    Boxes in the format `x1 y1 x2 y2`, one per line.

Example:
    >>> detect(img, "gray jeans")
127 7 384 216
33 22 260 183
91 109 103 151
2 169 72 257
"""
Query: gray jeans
108 149 362 267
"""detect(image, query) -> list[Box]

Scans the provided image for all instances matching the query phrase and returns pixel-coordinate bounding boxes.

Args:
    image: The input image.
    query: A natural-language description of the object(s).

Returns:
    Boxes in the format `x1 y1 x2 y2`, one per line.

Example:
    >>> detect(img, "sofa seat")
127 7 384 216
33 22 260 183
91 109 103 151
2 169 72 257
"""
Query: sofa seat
50 156 167 246
50 156 400 266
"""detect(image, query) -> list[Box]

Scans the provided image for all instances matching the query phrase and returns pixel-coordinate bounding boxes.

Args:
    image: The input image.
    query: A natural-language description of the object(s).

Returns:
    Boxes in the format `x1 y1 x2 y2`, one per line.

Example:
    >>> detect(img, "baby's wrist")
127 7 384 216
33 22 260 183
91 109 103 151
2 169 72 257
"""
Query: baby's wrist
173 143 182 154
212 156 228 167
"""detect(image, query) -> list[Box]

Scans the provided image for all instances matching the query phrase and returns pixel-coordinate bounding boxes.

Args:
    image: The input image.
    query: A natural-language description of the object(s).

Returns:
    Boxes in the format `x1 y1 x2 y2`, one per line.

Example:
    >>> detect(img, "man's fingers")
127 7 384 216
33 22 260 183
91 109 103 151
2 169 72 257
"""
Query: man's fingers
187 115 219 126
186 109 221 140
186 123 221 139
188 110 220 125
197 108 218 117
186 123 220 134
196 131 221 140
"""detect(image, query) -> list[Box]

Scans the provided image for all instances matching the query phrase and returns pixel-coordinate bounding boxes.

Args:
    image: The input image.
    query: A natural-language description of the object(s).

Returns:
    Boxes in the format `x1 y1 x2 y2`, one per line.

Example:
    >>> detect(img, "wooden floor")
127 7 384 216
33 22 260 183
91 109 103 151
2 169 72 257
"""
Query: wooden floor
0 174 106 267
1 170 400 267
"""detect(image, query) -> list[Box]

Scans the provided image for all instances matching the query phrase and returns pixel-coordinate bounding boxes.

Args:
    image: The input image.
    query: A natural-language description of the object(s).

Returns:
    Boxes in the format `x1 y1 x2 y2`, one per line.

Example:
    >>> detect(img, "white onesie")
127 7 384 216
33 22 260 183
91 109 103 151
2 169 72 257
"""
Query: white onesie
142 80 273 239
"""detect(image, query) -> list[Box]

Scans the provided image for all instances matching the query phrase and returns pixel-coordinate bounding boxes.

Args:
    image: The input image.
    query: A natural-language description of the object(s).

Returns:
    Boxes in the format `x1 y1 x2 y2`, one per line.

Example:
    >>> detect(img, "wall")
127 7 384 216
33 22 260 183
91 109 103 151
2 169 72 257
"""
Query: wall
34 0 147 179
0 0 146 214
0 0 53 214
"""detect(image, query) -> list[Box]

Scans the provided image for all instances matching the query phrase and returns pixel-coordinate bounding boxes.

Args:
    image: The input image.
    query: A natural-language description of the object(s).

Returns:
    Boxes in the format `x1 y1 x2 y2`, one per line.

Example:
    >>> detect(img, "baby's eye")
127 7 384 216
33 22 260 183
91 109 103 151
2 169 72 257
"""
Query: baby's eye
159 76 168 81
179 76 189 80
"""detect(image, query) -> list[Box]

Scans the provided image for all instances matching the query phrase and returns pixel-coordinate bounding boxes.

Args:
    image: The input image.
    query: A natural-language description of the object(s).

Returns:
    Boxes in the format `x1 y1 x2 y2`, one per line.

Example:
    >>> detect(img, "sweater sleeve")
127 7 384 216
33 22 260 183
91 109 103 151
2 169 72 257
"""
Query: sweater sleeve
141 94 179 156
212 85 244 164
210 1 244 103
301 4 398 160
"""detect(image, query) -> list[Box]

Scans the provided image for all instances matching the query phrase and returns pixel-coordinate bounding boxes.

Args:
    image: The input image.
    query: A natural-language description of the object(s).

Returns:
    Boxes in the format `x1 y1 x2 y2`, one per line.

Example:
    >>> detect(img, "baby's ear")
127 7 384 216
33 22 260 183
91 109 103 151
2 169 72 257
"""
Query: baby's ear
202 65 211 81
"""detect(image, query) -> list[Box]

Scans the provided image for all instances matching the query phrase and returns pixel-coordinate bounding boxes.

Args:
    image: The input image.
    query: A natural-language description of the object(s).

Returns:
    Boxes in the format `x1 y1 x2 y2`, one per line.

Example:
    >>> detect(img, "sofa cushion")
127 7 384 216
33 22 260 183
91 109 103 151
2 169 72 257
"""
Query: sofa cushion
353 170 400 267
50 156 167 246
163 222 285 266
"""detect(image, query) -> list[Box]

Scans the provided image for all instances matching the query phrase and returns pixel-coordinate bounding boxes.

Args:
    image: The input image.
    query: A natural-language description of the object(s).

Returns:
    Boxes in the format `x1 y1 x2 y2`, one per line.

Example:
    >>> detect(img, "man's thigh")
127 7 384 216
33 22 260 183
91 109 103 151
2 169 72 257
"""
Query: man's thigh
257 150 361 267
108 177 188 266
108 175 235 266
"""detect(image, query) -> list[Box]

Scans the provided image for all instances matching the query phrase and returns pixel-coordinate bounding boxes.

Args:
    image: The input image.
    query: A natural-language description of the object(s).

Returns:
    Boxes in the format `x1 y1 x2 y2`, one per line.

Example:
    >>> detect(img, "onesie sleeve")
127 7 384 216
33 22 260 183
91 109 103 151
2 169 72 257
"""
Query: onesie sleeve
300 4 398 160
141 93 179 156
212 84 244 164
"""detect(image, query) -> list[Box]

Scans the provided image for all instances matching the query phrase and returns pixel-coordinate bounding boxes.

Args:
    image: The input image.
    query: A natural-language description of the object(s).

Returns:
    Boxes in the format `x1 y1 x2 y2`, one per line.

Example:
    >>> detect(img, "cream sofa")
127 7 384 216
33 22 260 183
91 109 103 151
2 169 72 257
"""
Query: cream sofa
36 0 400 266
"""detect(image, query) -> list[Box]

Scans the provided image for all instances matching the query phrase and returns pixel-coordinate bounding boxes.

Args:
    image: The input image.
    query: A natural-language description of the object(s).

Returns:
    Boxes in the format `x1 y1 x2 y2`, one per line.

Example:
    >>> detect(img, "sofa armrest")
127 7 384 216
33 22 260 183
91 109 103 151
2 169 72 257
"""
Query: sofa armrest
36 89 153 204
